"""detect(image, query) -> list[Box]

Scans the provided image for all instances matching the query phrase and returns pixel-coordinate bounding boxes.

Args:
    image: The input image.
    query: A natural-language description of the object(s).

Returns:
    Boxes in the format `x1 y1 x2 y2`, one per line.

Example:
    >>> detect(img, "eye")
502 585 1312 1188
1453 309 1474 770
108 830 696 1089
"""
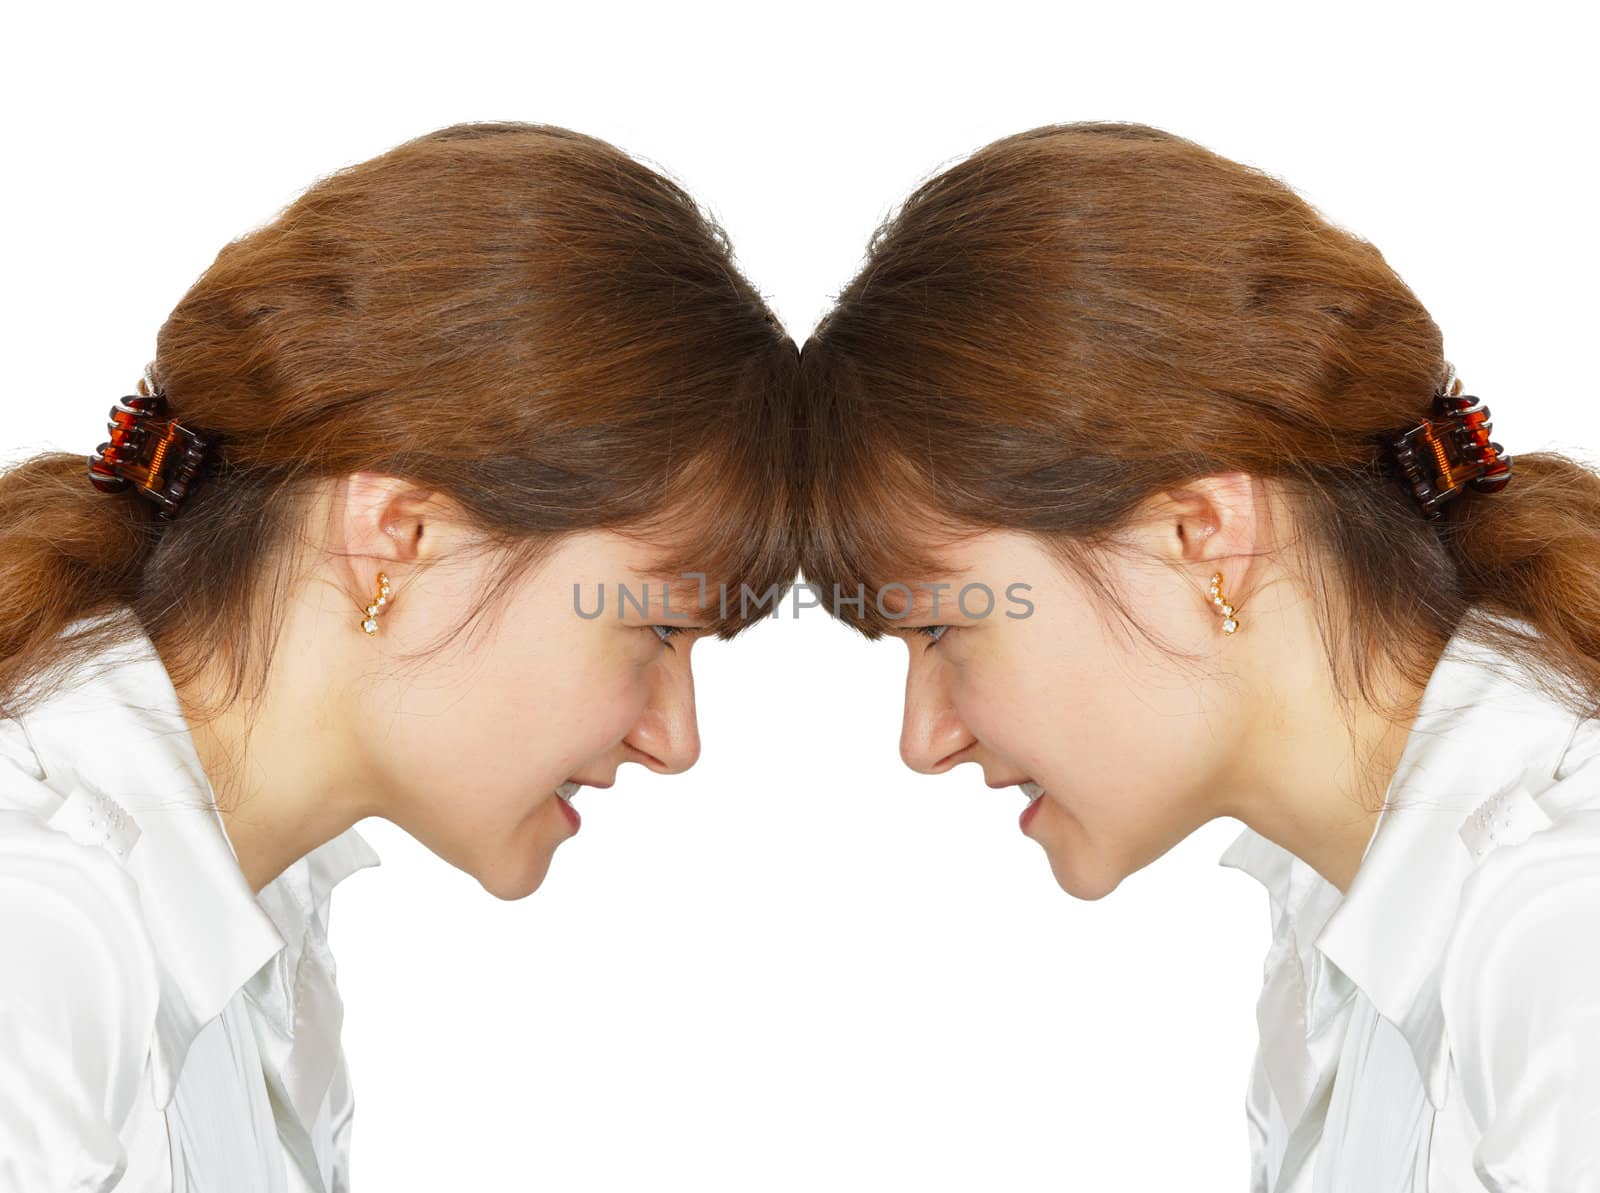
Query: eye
912 624 951 647
650 623 692 649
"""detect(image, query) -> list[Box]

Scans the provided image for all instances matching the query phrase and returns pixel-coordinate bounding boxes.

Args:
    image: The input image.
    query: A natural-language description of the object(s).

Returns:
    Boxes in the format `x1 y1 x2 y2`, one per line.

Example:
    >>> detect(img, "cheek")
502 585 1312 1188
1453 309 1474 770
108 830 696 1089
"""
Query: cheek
962 623 1225 860
955 624 1142 791
506 649 643 755
380 635 646 834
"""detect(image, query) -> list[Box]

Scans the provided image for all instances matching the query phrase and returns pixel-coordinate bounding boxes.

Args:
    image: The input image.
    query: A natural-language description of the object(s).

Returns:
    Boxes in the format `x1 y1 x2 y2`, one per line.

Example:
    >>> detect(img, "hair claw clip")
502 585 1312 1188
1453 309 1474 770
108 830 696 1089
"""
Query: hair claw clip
86 392 213 521
1380 391 1512 521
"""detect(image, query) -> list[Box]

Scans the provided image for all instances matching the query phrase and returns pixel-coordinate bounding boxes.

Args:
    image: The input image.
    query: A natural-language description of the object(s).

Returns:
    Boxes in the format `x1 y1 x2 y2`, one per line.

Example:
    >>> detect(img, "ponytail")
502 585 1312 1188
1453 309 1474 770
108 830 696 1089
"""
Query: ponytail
0 437 164 718
1445 445 1600 718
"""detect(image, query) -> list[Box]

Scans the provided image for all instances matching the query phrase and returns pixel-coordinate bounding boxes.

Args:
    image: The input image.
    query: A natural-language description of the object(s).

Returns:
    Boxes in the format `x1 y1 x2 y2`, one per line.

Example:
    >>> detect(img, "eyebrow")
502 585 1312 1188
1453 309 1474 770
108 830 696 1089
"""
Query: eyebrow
628 602 716 627
614 577 713 605
880 587 967 619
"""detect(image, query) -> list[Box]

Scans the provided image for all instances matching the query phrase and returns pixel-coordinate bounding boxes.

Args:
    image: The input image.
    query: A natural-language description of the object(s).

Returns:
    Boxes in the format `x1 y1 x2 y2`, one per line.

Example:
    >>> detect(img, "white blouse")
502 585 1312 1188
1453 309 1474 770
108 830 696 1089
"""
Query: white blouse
0 608 380 1193
1219 608 1600 1191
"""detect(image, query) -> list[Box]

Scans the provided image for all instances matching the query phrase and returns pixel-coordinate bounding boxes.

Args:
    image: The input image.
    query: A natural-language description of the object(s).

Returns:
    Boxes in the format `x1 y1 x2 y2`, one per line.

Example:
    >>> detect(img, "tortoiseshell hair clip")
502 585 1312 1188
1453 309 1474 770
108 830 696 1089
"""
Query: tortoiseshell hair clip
1379 390 1512 521
86 391 214 521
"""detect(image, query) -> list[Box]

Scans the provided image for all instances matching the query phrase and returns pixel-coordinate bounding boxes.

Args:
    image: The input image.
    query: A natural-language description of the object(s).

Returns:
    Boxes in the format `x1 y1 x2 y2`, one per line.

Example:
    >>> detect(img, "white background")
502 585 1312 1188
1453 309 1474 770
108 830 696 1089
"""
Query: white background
4 3 1596 1190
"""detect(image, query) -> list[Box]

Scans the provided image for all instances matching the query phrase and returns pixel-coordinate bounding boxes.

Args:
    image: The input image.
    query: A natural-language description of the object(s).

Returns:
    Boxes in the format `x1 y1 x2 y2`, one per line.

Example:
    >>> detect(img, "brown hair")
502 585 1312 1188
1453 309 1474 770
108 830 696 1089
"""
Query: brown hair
0 121 799 721
798 120 1600 726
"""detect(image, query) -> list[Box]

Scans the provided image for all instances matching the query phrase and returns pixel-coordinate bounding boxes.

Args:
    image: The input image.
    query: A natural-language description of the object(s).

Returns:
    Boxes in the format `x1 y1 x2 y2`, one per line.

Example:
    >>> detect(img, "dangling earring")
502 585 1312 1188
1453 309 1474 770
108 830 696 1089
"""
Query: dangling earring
1208 571 1239 635
360 571 392 637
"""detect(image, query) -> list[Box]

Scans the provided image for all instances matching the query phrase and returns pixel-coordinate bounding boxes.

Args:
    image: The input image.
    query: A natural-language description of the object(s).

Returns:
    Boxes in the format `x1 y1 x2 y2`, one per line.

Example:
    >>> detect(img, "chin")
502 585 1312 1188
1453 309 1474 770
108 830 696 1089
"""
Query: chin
1045 853 1123 902
477 853 558 901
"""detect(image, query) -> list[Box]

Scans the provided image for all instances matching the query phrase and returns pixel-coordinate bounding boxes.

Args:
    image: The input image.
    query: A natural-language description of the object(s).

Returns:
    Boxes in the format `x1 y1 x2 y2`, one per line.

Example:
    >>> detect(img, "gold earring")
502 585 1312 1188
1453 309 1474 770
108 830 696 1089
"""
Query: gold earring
359 571 392 636
1208 571 1239 635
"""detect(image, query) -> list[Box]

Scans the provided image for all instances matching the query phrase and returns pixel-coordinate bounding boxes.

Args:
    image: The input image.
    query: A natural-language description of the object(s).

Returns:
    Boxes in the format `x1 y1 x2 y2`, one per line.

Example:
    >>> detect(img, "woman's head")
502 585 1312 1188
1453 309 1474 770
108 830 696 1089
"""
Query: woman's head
798 120 1600 898
0 121 799 899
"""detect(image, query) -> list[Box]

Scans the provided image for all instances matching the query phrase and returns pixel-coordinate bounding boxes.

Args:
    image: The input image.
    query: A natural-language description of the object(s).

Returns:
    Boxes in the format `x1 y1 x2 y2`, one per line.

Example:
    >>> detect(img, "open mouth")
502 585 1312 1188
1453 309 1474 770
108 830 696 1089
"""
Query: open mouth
1018 780 1046 834
555 780 582 802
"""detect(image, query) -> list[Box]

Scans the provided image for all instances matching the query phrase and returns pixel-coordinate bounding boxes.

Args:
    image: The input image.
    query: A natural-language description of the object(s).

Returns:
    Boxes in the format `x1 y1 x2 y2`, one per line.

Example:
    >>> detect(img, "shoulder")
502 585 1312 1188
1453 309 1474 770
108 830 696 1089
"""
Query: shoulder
1442 747 1600 993
1448 732 1600 939
1447 766 1600 950
0 765 164 1188
0 766 161 1089
1437 796 1600 1189
0 798 153 966
0 744 149 930
0 790 161 1029
1441 804 1600 1019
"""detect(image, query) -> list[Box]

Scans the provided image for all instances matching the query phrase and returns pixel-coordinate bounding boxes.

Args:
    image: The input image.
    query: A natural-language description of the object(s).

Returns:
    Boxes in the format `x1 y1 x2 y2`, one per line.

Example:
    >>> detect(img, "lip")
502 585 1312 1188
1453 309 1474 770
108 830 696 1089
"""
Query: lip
555 780 582 833
1018 781 1046 835
1019 794 1044 834
557 795 581 833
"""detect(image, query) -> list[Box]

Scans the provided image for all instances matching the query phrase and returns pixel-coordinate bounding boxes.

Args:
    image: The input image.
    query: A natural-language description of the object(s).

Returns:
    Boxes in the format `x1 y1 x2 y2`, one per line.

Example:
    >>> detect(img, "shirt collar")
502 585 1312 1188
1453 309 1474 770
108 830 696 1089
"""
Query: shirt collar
15 606 380 1108
1220 606 1597 1110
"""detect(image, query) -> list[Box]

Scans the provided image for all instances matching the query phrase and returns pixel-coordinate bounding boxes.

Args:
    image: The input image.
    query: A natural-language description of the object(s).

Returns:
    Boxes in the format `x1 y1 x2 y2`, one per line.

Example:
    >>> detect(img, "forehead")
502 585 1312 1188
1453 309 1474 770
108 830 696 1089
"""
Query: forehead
540 530 729 610
854 532 1056 625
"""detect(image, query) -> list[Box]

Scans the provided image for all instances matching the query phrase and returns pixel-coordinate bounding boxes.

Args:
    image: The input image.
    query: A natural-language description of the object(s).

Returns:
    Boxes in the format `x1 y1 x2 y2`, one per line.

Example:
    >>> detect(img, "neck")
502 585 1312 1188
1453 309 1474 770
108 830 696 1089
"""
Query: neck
1219 615 1429 895
173 609 373 894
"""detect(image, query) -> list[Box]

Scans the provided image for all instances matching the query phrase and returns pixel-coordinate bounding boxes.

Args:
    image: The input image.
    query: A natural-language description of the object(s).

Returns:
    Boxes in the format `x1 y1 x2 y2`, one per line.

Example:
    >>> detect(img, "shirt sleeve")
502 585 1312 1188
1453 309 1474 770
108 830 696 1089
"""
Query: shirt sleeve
0 811 161 1193
1440 808 1600 1193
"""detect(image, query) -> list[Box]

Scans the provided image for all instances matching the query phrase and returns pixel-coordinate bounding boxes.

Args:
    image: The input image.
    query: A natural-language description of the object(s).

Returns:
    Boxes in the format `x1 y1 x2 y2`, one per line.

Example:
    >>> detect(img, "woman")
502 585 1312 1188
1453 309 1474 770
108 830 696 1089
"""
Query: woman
0 121 798 1191
797 122 1600 1190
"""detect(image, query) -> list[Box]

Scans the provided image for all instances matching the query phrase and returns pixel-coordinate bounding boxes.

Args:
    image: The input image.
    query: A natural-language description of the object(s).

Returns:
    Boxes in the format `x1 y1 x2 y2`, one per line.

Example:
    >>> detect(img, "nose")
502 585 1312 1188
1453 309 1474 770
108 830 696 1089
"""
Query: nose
898 644 974 774
624 644 702 774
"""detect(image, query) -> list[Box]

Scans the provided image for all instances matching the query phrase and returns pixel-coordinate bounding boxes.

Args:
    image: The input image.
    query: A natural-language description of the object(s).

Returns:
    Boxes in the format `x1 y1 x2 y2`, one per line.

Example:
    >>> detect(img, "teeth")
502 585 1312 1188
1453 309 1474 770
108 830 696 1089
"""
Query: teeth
1019 780 1045 800
556 780 582 801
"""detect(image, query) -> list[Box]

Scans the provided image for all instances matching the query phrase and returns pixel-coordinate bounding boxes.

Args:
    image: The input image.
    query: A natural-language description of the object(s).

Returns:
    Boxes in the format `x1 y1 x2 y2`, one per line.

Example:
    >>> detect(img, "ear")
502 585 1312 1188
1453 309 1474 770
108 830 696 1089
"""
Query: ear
1150 471 1260 598
334 472 467 598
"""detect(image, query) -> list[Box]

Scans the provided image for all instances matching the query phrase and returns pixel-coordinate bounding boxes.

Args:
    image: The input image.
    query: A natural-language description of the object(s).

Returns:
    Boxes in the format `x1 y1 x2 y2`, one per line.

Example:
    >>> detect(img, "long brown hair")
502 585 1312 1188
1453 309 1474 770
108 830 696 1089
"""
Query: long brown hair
1 121 799 721
798 120 1600 726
